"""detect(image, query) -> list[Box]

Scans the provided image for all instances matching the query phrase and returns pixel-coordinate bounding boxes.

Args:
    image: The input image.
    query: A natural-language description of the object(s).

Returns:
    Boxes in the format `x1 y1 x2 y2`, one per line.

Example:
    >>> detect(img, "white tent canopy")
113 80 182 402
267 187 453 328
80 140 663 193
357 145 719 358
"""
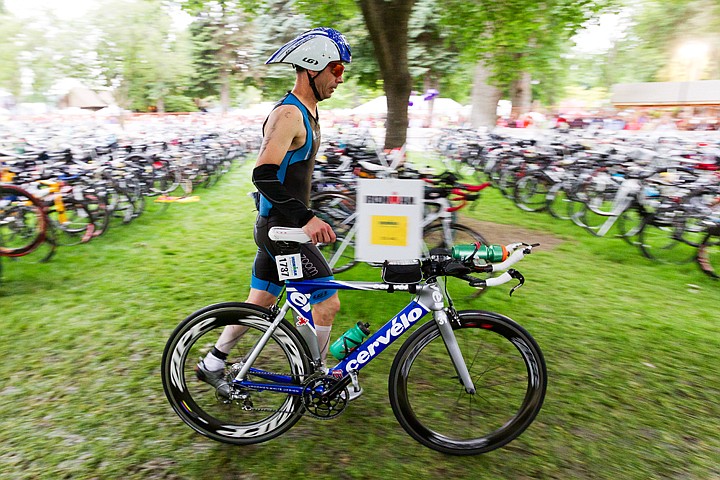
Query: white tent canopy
351 95 465 116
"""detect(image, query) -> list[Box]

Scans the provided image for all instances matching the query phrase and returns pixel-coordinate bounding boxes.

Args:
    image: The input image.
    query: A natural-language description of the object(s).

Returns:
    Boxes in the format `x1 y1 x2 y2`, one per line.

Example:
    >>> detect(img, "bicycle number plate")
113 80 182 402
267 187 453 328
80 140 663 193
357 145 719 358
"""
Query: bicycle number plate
276 253 303 280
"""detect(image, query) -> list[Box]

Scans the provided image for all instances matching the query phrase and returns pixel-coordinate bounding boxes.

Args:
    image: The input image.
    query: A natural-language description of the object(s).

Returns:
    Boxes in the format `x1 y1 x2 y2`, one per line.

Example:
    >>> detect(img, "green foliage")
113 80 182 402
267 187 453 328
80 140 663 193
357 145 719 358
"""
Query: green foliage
440 0 616 89
163 93 200 112
564 0 720 93
84 0 195 110
184 0 256 110
2 0 716 114
0 12 24 97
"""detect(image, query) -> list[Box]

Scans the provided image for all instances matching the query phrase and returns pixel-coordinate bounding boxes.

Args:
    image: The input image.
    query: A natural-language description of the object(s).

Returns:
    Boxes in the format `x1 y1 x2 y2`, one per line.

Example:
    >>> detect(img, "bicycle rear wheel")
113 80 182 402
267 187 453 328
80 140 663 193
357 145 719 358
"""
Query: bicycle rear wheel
388 311 547 455
161 302 311 445
46 197 96 246
0 185 47 257
546 184 573 221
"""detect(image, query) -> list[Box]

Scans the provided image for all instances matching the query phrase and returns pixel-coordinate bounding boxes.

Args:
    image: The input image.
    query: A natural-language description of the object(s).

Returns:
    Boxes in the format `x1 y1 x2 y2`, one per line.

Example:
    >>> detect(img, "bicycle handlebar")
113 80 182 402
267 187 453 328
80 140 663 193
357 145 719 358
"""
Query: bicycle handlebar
268 227 537 294
437 242 537 294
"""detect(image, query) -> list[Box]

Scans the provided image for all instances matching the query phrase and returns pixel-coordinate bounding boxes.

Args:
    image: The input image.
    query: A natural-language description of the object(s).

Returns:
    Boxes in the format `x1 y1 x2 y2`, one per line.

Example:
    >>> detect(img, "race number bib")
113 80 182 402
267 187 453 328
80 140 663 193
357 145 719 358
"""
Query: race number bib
276 253 303 281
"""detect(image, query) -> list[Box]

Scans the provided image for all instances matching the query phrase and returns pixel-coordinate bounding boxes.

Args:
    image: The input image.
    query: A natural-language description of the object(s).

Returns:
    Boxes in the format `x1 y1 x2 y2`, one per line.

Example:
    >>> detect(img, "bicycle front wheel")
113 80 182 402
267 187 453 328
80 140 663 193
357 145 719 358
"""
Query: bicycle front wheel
161 302 311 445
637 211 697 264
388 311 547 455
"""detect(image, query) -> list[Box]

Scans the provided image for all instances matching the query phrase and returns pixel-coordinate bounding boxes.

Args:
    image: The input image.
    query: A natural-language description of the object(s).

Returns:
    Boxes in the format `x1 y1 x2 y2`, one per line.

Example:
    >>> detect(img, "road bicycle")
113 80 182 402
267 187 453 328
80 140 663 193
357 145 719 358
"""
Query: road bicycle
635 183 716 264
161 227 546 455
570 164 696 242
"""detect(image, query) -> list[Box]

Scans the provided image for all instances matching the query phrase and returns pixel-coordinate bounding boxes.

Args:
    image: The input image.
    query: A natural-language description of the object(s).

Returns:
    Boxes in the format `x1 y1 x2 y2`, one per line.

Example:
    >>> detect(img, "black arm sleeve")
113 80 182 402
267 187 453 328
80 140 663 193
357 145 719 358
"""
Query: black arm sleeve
252 163 315 226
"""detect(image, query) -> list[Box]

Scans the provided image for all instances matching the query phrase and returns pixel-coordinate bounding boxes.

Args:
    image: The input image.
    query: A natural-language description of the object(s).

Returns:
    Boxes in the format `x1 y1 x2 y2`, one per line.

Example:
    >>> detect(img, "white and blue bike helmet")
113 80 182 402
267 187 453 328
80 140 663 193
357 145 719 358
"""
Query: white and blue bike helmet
266 27 352 71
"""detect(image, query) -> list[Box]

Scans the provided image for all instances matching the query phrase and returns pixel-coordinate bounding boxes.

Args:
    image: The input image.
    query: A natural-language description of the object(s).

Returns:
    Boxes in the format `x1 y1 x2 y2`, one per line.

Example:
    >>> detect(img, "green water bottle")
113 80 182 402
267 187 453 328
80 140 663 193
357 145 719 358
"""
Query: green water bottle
452 243 507 262
329 322 371 360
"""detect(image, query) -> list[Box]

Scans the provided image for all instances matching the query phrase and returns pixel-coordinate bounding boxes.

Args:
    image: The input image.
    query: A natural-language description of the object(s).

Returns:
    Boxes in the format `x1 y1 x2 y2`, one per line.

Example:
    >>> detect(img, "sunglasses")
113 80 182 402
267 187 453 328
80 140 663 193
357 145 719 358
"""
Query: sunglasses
327 62 345 77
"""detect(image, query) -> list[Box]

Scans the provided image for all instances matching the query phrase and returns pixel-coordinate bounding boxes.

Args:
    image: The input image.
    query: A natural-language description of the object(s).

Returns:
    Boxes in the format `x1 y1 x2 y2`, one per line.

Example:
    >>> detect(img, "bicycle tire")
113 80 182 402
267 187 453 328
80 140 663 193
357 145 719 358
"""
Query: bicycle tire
546 184 574 221
615 204 647 244
578 173 617 216
0 184 48 257
670 189 720 248
150 159 181 195
46 197 96 246
637 211 697 264
697 232 719 279
161 302 311 445
513 173 551 213
388 310 547 455
423 222 488 252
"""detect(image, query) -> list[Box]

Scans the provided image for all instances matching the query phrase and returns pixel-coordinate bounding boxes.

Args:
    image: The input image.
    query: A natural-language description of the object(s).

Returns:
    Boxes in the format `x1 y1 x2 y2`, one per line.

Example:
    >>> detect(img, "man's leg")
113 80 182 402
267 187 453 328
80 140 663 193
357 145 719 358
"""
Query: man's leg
311 292 340 368
312 292 361 400
198 288 278 376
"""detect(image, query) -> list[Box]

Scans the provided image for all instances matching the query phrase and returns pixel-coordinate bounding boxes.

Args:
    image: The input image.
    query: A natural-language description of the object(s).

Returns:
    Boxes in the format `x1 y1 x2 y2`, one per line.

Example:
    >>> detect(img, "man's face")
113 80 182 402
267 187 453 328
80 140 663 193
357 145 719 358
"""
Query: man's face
313 62 345 100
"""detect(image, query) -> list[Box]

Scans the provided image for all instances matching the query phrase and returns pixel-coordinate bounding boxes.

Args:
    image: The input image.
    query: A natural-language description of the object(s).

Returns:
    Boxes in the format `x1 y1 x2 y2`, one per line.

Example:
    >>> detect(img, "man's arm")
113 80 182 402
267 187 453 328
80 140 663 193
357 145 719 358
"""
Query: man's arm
252 106 335 244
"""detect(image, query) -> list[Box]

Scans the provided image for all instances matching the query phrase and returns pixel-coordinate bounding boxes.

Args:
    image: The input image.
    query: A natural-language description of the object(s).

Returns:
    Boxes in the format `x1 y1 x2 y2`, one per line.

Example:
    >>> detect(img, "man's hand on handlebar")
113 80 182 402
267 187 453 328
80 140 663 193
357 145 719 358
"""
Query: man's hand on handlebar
303 216 336 244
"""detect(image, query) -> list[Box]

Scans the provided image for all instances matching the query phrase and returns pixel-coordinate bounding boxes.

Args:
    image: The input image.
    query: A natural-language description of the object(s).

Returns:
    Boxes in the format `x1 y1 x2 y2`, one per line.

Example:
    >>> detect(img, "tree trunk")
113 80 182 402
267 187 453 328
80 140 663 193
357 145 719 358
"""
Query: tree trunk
470 60 501 129
220 68 230 114
359 0 416 149
423 74 439 127
510 71 532 117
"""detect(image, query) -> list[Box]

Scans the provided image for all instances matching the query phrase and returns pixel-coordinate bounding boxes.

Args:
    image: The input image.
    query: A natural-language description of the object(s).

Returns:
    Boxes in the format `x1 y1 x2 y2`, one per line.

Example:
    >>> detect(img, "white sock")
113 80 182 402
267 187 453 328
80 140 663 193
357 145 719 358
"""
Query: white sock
315 325 333 368
203 351 226 371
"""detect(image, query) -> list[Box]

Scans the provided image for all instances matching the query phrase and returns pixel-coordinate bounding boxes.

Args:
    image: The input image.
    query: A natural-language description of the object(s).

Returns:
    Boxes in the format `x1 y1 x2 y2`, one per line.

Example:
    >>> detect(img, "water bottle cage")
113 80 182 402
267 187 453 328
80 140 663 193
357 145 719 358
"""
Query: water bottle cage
339 336 363 357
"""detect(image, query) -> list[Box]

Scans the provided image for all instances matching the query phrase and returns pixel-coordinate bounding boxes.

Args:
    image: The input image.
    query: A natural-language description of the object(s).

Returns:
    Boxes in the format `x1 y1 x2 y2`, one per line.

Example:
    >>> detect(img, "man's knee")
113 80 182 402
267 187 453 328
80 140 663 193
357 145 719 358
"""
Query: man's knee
246 288 277 308
315 293 341 318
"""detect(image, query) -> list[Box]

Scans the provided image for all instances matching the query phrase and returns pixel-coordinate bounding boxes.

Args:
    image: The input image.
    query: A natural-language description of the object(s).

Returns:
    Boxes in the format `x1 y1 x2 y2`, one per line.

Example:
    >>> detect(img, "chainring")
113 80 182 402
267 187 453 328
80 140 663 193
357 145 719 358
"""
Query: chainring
301 375 348 420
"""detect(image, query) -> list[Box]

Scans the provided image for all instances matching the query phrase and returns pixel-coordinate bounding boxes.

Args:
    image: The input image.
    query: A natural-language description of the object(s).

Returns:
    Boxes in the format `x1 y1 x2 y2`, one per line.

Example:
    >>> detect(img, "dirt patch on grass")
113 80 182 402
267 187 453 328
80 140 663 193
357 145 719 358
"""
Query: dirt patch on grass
460 217 565 251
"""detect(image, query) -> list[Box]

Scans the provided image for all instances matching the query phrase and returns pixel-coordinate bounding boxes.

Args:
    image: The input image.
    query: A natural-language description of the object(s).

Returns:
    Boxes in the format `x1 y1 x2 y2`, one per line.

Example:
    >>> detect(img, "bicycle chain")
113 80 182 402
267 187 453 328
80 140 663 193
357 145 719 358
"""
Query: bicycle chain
234 370 347 420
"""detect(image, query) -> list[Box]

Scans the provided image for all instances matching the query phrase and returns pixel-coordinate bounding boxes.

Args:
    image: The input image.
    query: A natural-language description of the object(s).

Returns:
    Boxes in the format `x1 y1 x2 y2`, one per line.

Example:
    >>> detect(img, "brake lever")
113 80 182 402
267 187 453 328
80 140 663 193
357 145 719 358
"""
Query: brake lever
508 269 525 296
524 243 540 253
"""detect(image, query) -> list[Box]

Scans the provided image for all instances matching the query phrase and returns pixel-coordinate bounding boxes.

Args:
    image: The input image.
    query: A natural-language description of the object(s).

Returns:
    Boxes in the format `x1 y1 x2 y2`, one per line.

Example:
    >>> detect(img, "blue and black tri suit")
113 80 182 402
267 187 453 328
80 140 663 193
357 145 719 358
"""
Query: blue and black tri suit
251 92 335 303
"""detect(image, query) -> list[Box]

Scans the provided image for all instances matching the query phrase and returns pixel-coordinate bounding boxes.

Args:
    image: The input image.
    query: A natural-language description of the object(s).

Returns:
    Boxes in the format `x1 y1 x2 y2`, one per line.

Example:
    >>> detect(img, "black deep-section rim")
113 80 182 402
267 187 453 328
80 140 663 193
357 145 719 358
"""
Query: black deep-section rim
161 303 310 445
389 311 546 455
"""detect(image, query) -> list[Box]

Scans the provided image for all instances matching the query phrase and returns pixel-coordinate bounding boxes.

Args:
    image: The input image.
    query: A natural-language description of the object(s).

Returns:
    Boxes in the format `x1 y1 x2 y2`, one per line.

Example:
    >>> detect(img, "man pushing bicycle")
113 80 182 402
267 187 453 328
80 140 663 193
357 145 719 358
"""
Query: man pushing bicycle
195 27 363 400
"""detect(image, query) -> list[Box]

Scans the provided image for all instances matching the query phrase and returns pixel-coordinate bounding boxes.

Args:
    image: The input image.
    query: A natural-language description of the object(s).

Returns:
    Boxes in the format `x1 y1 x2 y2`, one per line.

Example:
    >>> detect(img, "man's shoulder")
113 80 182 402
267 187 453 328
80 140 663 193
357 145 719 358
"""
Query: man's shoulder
267 103 304 126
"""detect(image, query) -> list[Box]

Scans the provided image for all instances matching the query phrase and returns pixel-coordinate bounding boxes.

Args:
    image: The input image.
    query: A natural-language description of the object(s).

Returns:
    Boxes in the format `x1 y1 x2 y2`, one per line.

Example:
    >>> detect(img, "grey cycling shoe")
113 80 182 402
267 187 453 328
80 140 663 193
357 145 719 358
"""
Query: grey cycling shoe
195 360 230 398
345 385 363 402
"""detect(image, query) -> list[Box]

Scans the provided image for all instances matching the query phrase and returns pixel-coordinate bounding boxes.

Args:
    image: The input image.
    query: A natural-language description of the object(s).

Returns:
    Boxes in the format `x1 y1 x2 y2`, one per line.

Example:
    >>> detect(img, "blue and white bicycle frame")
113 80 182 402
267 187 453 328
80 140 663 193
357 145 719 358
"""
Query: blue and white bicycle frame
232 277 478 396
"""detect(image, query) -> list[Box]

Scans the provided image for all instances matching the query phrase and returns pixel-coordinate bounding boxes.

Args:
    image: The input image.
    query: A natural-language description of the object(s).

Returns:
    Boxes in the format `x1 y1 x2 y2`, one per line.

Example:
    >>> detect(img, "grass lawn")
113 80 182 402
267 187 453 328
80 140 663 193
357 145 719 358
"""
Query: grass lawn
1 158 718 480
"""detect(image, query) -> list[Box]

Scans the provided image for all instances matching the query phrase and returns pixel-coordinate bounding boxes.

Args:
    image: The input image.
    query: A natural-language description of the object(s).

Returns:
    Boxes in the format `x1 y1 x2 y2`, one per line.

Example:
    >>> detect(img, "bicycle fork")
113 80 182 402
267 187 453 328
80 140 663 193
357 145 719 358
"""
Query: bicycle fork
424 284 476 394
